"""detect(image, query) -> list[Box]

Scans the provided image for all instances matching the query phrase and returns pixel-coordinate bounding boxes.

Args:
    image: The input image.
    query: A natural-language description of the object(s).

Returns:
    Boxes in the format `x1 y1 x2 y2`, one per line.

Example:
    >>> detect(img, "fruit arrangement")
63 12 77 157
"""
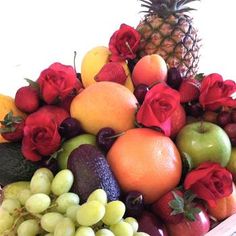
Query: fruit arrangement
0 0 236 235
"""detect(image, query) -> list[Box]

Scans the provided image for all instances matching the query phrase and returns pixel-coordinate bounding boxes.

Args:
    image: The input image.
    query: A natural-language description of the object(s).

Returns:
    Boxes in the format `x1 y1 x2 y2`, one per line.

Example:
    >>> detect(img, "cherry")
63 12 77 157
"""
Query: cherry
133 84 149 104
124 191 144 218
96 127 116 152
217 111 232 127
167 67 182 89
58 117 84 139
185 102 203 118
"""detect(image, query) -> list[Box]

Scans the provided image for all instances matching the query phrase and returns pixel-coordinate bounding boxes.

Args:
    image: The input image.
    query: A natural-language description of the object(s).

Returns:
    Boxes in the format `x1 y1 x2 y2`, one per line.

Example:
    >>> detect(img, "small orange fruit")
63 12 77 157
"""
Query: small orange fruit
132 54 168 87
70 81 138 135
208 183 236 221
107 128 182 203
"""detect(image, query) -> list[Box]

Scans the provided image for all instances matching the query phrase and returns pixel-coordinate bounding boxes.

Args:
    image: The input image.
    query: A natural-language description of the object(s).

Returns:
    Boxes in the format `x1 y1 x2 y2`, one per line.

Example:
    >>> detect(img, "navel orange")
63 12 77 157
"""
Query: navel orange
107 128 182 203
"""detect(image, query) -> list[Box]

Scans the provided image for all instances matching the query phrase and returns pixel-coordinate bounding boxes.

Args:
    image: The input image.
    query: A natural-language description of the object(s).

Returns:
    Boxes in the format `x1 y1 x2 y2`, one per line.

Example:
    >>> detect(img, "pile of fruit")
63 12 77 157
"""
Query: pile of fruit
0 0 236 235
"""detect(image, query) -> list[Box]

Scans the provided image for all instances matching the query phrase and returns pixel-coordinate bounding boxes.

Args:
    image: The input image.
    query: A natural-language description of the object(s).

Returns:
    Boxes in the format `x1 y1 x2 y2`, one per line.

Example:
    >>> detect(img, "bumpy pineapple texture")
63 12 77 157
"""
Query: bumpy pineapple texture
137 0 200 77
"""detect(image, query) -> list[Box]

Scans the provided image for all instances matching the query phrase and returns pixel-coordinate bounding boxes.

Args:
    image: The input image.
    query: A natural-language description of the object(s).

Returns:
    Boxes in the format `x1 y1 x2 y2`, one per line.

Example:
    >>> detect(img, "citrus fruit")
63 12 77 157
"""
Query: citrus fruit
132 54 168 87
70 81 138 135
81 46 134 91
107 128 182 203
208 183 236 220
0 94 26 143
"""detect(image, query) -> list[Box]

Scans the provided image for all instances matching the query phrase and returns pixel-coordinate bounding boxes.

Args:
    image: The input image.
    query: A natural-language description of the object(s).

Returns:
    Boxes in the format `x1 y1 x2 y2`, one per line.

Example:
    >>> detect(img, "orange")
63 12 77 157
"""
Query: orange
70 81 138 135
0 94 26 143
132 54 168 87
208 183 236 221
107 128 182 204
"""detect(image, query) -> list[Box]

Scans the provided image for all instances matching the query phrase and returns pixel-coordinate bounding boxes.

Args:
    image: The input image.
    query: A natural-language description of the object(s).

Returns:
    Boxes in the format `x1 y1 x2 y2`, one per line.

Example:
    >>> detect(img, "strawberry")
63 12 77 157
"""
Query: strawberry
15 85 40 113
95 62 127 85
151 189 201 224
0 111 25 142
178 76 201 103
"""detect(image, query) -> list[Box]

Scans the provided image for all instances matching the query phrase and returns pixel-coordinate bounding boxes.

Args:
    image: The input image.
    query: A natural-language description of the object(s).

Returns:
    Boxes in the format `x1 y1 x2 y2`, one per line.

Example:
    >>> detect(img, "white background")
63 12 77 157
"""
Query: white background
0 0 235 96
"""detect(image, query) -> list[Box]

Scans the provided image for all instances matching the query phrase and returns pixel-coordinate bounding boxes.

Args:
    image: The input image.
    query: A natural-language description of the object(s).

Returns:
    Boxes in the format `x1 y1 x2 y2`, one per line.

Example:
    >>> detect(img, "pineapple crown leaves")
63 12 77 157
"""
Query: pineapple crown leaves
140 0 200 18
169 190 201 221
0 111 23 133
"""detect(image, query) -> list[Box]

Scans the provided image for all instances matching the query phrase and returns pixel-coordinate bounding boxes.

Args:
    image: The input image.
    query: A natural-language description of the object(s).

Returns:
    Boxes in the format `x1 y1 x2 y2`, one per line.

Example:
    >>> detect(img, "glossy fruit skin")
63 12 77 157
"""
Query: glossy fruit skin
227 148 236 181
207 183 236 221
185 102 203 118
166 207 210 236
217 111 232 127
133 84 149 105
132 54 168 87
138 211 168 236
151 189 184 224
224 123 236 139
107 128 182 204
70 81 138 135
1 121 25 142
176 121 231 168
58 117 84 140
15 86 40 113
166 67 182 90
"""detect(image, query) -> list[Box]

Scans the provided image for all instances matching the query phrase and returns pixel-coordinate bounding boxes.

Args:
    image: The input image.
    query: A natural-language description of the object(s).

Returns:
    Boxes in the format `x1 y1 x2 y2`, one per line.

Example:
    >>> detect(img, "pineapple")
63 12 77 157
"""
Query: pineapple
136 0 201 77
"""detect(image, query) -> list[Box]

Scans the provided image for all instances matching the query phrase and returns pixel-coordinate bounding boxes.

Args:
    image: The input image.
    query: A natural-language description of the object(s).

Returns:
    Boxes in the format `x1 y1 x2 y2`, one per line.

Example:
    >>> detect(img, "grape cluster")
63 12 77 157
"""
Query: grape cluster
0 168 150 236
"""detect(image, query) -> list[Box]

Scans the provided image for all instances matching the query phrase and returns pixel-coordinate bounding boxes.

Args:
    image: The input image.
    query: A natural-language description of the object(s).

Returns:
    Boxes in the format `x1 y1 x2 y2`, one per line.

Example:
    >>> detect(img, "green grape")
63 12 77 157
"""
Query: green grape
134 233 150 236
66 204 80 222
40 212 64 233
34 168 54 181
87 189 107 205
95 228 115 236
25 193 51 214
56 192 80 213
110 221 133 236
54 217 75 236
124 217 139 232
17 219 40 236
76 200 105 226
102 200 126 226
75 226 95 236
18 189 32 205
51 169 74 196
1 198 21 215
0 208 14 234
30 171 51 195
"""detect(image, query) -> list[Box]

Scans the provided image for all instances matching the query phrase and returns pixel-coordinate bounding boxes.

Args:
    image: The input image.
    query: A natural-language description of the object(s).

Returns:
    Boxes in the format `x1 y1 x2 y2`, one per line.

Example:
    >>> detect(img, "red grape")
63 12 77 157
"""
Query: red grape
217 111 232 127
231 110 236 123
167 67 182 89
185 102 203 118
224 123 236 139
133 84 149 104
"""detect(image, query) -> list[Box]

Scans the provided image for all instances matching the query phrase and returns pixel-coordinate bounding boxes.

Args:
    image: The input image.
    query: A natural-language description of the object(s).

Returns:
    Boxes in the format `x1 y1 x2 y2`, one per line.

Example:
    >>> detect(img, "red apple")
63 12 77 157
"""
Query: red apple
132 54 167 87
166 207 210 236
138 211 168 236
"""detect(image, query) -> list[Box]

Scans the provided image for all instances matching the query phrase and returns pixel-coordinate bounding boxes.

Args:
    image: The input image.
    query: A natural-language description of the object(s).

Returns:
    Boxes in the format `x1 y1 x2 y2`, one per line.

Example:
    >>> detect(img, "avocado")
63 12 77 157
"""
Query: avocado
0 142 40 186
67 144 121 203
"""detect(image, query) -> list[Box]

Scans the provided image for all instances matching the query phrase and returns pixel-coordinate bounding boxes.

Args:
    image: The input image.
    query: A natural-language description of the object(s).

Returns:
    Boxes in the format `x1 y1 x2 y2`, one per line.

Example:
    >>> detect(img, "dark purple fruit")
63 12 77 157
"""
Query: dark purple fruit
231 110 236 123
96 127 116 152
127 58 139 73
67 144 121 203
40 157 59 175
217 111 232 127
224 123 236 139
125 191 144 218
138 211 168 236
185 102 203 118
167 67 182 89
58 117 83 139
133 84 149 104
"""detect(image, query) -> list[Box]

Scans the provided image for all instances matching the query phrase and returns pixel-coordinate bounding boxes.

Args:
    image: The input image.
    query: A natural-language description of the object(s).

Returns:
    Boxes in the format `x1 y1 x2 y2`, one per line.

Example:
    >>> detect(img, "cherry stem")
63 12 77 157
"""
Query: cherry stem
105 132 125 140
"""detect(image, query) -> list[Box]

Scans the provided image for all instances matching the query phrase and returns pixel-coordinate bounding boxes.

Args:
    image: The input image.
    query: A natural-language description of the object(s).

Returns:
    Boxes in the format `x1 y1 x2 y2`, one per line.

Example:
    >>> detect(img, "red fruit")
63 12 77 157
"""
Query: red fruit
231 110 236 123
0 111 24 142
95 62 127 85
170 104 186 138
179 77 201 103
15 86 40 113
217 111 232 127
151 189 185 224
224 123 236 139
166 206 210 236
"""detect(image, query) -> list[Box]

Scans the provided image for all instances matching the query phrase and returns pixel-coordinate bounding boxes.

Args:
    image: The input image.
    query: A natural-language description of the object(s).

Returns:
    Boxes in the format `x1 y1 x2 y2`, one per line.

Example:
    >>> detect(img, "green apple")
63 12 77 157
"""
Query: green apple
226 148 236 181
58 134 96 169
176 121 231 168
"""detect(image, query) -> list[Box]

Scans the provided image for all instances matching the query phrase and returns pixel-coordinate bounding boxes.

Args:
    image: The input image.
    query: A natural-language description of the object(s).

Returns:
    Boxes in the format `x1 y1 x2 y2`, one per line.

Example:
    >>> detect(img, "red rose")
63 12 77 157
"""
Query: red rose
199 73 236 111
184 162 233 207
38 62 81 104
109 24 141 62
136 83 180 136
21 106 69 161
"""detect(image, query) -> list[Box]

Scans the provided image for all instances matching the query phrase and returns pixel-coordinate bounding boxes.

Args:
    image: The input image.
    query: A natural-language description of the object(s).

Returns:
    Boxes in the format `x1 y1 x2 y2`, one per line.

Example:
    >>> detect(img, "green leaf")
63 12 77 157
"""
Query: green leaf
25 78 40 91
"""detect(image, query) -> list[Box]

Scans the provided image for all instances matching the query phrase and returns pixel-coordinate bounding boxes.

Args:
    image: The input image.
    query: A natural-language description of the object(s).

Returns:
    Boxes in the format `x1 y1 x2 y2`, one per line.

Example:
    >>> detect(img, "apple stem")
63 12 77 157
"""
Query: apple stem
199 119 205 133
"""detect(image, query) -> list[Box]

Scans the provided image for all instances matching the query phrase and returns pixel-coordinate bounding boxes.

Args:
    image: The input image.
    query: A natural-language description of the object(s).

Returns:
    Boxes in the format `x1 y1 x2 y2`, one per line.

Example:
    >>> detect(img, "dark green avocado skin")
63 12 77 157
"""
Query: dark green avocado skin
0 142 40 186
68 144 121 203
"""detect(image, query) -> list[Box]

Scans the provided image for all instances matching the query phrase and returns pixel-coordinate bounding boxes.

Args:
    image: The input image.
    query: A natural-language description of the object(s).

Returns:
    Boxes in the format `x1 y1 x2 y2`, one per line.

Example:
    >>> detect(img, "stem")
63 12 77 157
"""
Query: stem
199 119 205 133
105 132 125 140
125 41 135 56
